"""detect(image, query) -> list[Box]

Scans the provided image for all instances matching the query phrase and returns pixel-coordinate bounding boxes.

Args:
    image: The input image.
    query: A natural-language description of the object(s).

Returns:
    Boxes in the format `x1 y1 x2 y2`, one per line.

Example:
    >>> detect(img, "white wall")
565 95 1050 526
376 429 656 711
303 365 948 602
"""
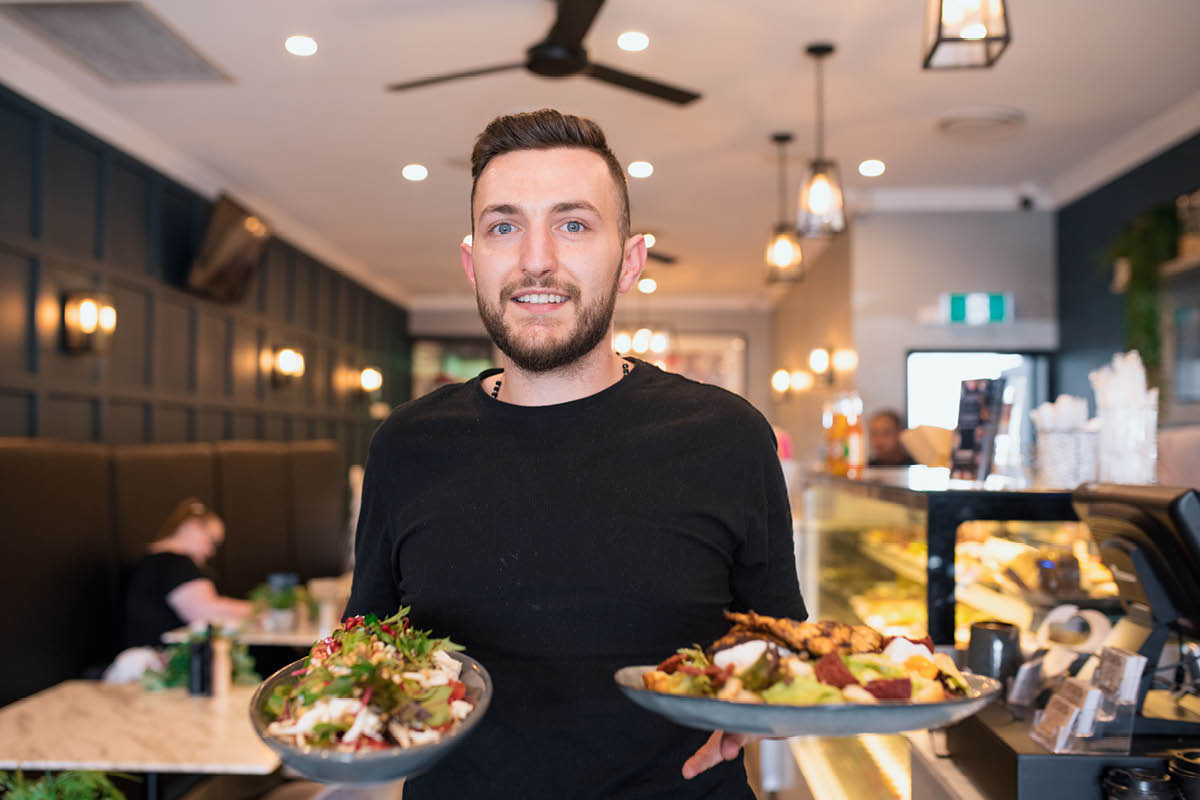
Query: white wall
409 302 775 413
769 234 854 466
851 211 1058 420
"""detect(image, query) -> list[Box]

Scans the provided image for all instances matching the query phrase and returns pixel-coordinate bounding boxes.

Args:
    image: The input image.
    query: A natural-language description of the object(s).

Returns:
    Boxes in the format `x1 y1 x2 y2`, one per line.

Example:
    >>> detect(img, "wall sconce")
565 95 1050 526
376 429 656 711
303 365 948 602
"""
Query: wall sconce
613 327 671 356
359 366 383 393
832 348 859 373
808 346 858 386
772 368 815 398
808 347 831 376
62 291 116 353
270 347 305 385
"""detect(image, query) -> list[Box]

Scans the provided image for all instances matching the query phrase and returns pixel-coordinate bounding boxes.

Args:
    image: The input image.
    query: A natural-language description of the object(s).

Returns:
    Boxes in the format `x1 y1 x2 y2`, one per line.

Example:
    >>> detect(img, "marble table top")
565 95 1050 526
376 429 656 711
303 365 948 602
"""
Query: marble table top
0 681 279 774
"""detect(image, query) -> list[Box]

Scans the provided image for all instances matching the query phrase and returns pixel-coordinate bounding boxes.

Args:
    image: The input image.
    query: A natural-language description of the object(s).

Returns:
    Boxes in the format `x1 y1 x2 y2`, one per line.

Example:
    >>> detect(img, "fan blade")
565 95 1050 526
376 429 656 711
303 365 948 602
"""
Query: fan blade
585 63 701 105
387 62 524 92
647 251 677 265
545 0 606 49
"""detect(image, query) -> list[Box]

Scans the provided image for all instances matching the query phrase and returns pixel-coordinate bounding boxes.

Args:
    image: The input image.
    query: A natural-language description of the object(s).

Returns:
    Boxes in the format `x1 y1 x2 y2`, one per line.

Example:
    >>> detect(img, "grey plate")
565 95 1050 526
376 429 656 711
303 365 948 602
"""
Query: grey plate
614 667 1000 736
250 653 492 784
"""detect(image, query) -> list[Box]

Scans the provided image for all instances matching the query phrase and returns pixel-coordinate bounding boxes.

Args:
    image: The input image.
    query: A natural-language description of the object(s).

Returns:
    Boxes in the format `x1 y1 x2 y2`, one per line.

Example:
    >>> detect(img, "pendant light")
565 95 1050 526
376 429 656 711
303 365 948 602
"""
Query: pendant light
797 43 846 238
764 132 804 282
923 0 1011 70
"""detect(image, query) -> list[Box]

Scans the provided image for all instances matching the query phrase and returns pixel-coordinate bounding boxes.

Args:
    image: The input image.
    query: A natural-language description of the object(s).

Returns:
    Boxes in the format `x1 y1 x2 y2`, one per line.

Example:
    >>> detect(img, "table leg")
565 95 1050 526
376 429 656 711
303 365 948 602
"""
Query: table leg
145 772 158 800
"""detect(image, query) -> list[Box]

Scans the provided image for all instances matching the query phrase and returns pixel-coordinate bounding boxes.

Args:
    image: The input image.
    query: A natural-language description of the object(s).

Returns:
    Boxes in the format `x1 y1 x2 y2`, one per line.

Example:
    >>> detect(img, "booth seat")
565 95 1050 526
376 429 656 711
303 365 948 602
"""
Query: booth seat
0 438 348 707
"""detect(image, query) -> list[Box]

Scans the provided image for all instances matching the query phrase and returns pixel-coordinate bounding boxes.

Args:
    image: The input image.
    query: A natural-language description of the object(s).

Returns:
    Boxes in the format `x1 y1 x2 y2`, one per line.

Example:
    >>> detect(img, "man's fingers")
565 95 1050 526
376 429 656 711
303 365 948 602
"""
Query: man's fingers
681 730 725 780
682 731 750 780
720 732 748 760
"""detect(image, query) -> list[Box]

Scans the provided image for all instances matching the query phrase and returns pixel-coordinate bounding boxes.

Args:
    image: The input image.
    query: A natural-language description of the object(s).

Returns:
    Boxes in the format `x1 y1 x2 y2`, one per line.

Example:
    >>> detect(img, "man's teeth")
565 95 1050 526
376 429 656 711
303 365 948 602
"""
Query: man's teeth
514 294 567 304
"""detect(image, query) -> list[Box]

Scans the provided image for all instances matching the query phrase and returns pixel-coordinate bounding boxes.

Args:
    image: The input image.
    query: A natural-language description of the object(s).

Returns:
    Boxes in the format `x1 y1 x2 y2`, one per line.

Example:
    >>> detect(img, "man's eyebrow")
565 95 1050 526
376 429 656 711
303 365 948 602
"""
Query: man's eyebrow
552 201 601 216
479 203 520 218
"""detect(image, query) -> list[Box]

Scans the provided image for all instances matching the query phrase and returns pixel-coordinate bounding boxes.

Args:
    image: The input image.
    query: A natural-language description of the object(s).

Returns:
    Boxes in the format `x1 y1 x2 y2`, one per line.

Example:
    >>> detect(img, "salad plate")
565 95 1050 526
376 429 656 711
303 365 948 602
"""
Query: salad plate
614 666 1000 737
249 610 492 784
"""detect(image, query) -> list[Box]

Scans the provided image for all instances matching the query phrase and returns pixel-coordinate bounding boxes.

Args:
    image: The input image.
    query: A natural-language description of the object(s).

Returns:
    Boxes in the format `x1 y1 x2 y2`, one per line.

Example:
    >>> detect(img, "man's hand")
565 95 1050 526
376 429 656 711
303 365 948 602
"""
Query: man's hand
681 730 760 779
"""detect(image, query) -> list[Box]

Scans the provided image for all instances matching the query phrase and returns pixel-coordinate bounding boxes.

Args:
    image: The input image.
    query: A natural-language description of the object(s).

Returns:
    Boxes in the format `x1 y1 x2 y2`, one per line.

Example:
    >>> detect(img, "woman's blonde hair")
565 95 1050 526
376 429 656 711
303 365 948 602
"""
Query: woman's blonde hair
156 497 220 542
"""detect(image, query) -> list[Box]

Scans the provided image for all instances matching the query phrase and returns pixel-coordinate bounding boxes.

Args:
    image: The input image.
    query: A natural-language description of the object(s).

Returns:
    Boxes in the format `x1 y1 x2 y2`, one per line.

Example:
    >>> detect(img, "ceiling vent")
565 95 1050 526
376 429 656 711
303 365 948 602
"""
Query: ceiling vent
1 2 227 84
936 106 1025 143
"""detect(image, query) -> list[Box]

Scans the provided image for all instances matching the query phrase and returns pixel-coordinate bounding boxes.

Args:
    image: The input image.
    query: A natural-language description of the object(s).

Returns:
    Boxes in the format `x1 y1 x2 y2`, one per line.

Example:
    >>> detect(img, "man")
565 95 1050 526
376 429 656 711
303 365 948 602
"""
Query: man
345 109 805 798
867 409 916 467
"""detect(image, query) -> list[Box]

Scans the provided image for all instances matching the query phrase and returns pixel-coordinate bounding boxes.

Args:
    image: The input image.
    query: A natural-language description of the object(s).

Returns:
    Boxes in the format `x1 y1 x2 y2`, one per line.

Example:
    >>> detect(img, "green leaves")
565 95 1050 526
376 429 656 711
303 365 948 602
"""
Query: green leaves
0 769 129 799
1106 203 1180 387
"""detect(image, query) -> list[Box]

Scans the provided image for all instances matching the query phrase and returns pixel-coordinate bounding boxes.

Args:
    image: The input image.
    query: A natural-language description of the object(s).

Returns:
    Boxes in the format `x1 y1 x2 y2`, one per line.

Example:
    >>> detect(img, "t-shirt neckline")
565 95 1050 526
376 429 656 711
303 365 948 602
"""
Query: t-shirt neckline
473 357 645 416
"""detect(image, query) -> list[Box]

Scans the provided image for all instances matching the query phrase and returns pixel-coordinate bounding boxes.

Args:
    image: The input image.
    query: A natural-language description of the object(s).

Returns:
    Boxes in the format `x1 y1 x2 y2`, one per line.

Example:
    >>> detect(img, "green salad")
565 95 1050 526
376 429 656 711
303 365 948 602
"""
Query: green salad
263 607 473 751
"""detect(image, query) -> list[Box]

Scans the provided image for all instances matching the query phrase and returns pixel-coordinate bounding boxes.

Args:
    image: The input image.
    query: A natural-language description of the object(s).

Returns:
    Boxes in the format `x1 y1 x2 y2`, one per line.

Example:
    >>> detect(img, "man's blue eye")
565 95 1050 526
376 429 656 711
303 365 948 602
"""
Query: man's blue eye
564 221 584 233
494 222 514 234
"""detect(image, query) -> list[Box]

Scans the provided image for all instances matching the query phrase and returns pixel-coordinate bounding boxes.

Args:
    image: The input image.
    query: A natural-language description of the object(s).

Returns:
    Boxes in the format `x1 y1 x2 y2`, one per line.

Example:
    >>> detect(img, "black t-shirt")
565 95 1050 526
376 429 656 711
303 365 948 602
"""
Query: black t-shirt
123 551 206 648
345 359 806 799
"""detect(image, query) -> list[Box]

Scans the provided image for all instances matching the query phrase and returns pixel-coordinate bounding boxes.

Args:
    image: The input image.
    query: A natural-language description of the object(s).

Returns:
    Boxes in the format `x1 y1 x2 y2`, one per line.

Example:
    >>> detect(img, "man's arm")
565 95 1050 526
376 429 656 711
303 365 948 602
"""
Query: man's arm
343 440 401 619
686 411 805 780
729 411 806 619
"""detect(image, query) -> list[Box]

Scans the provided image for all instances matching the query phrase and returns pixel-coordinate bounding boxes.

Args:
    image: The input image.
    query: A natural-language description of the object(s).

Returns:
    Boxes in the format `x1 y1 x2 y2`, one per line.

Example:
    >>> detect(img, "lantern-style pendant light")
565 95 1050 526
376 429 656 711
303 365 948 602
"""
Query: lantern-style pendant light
923 0 1011 70
765 132 804 282
797 43 846 238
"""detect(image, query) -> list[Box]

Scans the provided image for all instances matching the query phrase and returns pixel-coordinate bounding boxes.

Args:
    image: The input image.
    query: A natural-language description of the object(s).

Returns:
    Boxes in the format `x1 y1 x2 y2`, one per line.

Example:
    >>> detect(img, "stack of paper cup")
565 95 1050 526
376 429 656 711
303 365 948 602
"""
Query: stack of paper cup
1031 395 1097 488
1089 351 1158 484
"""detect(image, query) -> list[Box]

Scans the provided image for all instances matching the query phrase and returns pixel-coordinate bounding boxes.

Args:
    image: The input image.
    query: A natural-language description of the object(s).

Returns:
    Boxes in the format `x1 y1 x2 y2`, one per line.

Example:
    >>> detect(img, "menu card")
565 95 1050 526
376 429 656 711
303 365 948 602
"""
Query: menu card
950 378 1006 480
1030 646 1147 754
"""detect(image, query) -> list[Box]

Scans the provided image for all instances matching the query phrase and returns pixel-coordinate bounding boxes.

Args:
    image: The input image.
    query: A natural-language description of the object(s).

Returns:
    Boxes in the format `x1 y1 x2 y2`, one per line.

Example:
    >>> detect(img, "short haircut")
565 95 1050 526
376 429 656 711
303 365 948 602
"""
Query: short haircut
469 108 630 241
870 408 905 429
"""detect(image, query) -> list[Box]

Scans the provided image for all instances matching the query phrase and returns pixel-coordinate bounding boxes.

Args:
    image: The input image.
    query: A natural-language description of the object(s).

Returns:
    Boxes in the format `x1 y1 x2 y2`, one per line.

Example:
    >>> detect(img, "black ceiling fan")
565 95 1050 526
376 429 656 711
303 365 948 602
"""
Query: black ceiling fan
386 0 701 105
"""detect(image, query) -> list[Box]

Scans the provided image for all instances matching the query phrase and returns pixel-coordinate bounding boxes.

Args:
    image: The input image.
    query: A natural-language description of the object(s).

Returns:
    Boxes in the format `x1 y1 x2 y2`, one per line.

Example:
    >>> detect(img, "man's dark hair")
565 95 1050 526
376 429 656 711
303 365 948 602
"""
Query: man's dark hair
469 109 630 241
870 408 905 429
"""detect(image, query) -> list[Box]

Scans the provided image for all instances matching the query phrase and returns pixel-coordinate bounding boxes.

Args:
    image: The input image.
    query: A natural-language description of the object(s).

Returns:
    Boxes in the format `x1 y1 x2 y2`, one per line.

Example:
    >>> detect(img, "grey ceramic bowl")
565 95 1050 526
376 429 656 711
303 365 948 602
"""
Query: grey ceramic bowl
614 666 1000 736
250 653 492 784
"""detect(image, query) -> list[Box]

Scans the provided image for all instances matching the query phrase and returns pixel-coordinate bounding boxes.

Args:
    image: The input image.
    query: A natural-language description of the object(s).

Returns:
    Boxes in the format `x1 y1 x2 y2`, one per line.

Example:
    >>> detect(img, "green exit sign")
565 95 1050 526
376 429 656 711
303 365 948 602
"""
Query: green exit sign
940 292 1012 325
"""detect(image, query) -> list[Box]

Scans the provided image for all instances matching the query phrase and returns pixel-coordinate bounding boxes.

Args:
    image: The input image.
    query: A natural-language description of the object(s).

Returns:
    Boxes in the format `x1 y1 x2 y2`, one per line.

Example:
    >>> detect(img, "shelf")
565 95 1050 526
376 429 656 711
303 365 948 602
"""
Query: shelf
856 543 1034 629
857 542 927 584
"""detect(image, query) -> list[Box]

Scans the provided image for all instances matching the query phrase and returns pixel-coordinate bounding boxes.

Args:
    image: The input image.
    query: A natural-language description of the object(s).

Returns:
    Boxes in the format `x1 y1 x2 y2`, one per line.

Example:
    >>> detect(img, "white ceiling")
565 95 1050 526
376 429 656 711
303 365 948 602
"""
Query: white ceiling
1 0 1199 308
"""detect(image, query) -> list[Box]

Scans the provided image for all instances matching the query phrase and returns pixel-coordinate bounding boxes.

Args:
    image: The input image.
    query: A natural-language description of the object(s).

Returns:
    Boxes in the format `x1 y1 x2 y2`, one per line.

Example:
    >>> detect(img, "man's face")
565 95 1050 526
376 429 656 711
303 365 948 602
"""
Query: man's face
869 415 902 461
462 147 644 372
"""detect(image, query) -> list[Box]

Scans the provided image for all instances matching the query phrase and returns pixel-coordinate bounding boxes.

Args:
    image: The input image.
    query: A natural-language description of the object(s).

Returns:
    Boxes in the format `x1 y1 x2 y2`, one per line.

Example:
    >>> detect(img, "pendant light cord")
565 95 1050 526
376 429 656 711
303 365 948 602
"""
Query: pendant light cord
777 140 788 224
814 56 824 159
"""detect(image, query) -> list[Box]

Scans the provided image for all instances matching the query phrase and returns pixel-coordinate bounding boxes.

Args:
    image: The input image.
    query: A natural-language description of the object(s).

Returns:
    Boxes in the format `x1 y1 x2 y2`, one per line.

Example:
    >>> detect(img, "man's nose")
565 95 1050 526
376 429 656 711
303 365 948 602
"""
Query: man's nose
520 224 557 279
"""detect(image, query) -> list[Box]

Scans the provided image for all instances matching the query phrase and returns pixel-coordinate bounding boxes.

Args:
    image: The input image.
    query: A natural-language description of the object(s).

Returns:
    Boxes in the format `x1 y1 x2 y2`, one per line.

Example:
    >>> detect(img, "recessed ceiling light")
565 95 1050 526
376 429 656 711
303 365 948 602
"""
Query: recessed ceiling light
402 163 428 181
285 35 318 57
642 233 656 248
462 234 472 246
637 277 657 294
628 161 653 179
858 159 886 177
617 31 649 52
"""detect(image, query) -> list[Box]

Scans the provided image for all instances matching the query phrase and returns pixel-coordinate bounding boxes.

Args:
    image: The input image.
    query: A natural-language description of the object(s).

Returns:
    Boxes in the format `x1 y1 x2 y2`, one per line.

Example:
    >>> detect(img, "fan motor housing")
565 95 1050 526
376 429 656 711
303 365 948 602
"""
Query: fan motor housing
526 41 588 77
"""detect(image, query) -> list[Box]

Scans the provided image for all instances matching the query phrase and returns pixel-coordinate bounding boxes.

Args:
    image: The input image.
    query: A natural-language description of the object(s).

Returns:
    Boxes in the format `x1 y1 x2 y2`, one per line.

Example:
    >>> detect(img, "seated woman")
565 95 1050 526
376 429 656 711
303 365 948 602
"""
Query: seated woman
122 498 251 648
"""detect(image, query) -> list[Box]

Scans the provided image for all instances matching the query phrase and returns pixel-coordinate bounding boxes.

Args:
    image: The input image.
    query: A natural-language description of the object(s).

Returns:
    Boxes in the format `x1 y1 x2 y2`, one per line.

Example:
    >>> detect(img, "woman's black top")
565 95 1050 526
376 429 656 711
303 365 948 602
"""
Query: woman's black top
122 552 206 648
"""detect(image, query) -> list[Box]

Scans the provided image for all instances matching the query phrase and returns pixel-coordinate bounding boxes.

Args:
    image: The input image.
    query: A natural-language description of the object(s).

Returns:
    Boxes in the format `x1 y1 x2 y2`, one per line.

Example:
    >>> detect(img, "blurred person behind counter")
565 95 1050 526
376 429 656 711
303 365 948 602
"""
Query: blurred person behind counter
868 409 916 467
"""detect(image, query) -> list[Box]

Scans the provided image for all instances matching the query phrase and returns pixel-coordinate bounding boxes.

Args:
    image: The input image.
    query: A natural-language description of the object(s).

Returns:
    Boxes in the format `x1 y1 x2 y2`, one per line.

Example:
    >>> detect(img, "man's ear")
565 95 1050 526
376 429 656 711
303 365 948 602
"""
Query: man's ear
617 234 648 294
460 239 477 289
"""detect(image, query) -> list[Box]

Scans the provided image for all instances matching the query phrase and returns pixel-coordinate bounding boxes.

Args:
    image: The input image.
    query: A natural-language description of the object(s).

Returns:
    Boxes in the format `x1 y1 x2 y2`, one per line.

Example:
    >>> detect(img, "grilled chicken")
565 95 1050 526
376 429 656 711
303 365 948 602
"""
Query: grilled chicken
718 611 883 658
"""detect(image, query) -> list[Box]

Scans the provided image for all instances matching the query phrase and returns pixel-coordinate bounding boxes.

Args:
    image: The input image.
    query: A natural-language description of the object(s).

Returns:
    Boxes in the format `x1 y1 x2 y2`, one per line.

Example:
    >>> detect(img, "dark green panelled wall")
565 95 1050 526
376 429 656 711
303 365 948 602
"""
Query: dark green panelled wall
0 82 411 475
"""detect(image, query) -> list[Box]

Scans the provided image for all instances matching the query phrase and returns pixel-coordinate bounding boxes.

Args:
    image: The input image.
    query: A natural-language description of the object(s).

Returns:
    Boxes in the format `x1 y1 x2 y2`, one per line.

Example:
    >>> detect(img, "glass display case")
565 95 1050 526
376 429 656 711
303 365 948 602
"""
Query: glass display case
798 467 1119 647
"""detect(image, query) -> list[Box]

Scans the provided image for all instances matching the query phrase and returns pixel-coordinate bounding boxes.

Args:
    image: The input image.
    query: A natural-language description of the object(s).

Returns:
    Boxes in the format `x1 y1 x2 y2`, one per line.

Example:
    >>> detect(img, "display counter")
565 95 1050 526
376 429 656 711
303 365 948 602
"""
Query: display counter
798 467 1118 647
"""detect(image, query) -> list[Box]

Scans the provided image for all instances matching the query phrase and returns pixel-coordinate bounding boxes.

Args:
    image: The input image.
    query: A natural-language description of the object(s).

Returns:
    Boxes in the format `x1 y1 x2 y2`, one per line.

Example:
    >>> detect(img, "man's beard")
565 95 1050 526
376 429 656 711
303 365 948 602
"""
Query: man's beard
477 268 620 373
